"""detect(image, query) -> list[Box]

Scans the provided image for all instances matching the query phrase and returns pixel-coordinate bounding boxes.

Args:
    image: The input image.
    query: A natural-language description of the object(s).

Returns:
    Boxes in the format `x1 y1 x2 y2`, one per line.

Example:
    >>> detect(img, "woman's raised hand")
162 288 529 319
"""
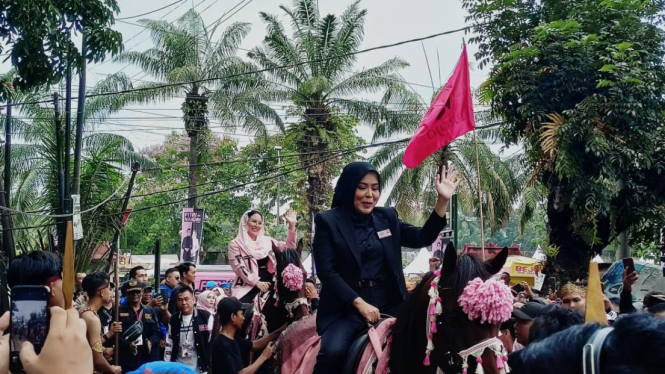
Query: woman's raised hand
284 208 297 229
436 164 459 201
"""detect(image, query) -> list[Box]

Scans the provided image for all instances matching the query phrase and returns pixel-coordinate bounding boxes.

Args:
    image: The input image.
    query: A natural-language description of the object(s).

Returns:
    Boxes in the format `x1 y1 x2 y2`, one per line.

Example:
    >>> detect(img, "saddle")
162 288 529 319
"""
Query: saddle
343 318 396 374
276 315 396 374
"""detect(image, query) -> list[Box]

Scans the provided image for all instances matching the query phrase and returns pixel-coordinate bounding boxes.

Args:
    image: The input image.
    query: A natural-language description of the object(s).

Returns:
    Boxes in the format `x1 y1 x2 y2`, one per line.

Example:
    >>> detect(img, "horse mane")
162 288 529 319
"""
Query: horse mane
510 313 665 374
389 271 434 374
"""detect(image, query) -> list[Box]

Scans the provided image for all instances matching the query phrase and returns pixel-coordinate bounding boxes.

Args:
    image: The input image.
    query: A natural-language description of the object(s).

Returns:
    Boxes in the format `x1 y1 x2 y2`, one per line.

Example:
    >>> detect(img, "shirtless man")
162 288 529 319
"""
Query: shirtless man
80 272 123 374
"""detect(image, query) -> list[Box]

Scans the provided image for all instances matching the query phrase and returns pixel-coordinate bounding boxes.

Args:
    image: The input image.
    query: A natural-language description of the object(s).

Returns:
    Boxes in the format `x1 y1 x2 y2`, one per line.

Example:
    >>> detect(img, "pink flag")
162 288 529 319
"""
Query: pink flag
403 45 475 168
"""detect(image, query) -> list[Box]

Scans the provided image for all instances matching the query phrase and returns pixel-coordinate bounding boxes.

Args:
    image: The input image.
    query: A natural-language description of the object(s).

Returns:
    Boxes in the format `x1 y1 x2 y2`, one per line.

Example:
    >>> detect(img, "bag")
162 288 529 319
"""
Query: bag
122 320 143 343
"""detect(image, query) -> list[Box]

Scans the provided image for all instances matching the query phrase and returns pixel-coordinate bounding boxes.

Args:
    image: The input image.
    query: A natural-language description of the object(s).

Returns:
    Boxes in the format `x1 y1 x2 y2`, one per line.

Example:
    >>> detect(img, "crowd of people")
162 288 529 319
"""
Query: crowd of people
0 161 663 374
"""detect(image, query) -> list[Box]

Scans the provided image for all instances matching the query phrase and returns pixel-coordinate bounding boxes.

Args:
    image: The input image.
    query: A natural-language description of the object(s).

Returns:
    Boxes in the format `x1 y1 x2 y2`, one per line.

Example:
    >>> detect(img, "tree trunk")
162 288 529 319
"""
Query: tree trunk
299 106 333 239
188 134 197 208
546 173 611 281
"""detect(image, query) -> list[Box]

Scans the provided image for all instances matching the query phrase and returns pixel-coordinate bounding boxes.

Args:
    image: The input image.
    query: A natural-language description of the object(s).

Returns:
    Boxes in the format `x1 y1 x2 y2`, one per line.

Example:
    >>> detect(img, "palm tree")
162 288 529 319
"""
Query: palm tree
371 108 522 235
113 9 276 208
245 0 423 228
1 72 155 270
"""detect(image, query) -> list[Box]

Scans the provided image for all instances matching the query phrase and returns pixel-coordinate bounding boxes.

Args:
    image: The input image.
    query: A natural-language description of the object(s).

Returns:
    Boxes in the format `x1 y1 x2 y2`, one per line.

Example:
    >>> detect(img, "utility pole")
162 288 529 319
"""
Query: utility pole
4 100 11 207
64 59 73 218
275 146 282 237
72 34 87 196
54 93 66 252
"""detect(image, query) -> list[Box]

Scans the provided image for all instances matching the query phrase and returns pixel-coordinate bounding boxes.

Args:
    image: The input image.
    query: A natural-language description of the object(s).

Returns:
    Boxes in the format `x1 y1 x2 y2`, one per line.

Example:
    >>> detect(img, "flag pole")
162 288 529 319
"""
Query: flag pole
472 128 486 261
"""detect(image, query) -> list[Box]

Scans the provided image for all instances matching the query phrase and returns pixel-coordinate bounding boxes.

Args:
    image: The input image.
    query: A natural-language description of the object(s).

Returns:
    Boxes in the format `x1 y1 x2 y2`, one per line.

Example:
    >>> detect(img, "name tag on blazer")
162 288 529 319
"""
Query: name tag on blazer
377 229 392 239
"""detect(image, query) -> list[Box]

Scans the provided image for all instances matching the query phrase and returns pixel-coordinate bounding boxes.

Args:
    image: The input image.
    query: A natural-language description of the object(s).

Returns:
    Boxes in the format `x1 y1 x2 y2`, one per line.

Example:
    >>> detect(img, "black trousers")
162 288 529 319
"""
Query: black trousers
313 285 400 374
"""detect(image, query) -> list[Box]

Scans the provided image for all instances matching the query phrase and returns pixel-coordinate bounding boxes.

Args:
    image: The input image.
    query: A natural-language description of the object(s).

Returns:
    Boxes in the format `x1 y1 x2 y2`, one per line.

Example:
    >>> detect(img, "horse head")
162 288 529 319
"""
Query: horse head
273 239 309 321
390 242 509 374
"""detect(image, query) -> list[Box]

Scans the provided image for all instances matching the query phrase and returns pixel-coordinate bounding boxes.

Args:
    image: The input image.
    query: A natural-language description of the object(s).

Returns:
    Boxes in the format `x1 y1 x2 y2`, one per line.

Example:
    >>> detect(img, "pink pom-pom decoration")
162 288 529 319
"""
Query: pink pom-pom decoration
476 357 483 364
457 277 513 324
423 354 430 366
281 264 304 291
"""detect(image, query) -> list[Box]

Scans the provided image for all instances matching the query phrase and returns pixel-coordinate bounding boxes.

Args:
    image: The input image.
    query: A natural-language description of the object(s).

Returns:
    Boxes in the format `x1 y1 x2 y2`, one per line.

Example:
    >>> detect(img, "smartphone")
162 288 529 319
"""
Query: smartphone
548 277 557 291
159 289 170 304
10 286 50 373
622 257 635 274
513 283 525 293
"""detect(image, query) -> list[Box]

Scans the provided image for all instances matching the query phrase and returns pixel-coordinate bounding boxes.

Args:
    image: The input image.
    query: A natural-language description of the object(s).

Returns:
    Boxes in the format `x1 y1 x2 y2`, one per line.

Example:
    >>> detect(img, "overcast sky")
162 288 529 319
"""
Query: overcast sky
74 0 489 149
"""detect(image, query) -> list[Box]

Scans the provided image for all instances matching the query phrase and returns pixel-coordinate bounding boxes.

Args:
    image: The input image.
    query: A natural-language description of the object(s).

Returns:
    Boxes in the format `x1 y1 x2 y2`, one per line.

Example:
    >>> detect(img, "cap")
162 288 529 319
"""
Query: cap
217 297 251 318
220 282 231 289
122 280 149 294
206 281 218 289
512 301 546 321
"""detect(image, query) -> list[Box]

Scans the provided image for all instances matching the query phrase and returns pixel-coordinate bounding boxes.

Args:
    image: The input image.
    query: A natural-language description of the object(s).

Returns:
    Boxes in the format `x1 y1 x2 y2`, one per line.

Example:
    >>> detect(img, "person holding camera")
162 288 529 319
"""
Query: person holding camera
117 280 162 373
210 297 284 374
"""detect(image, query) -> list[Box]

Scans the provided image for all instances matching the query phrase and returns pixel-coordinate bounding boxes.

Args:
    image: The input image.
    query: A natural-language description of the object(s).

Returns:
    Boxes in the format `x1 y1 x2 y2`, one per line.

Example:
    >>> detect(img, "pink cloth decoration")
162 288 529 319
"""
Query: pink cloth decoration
282 264 304 291
423 354 430 366
403 45 476 168
496 355 505 369
457 277 513 324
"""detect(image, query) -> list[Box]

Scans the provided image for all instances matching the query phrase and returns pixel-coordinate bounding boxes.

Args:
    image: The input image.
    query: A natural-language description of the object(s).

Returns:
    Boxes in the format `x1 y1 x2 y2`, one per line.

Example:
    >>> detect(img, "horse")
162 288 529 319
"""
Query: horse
271 241 510 374
240 239 308 356
389 242 509 374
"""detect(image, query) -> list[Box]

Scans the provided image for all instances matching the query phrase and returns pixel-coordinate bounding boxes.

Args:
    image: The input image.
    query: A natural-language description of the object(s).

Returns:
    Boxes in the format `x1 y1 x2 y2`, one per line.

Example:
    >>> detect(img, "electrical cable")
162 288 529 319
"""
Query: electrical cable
2 25 470 109
117 0 186 21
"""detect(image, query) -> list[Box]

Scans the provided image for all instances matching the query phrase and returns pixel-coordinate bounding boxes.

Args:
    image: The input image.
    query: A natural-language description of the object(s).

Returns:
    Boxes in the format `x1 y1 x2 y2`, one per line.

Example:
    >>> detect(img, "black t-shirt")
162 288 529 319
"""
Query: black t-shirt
211 334 253 374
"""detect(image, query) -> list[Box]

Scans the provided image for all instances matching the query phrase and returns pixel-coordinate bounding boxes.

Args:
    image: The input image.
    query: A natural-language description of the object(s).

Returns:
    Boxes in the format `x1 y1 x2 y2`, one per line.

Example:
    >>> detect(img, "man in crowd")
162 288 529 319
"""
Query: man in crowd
80 272 123 374
560 283 587 313
161 268 180 300
7 251 65 309
165 286 213 373
211 297 285 374
141 284 166 362
511 301 545 351
129 266 148 284
527 304 583 344
118 280 162 373
168 263 197 314
620 267 665 314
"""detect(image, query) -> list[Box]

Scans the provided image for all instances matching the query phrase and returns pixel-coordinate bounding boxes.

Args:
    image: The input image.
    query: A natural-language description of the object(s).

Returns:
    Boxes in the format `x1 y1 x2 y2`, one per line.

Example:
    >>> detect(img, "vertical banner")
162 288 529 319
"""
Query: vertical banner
432 229 453 259
71 195 83 240
181 208 204 264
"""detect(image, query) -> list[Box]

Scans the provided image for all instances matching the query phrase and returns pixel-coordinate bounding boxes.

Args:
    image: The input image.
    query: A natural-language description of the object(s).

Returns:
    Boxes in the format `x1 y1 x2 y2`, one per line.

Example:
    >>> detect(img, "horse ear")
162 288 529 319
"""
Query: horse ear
485 247 509 275
441 242 457 275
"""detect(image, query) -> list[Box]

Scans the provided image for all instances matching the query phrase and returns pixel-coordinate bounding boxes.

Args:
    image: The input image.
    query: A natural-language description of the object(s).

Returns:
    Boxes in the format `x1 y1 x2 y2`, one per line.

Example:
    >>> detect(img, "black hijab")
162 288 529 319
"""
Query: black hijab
331 162 382 211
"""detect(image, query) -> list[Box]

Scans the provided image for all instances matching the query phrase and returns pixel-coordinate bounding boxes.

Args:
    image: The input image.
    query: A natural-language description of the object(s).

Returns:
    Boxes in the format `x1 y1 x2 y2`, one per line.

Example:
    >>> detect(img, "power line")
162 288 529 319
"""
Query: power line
4 25 471 109
117 0 186 21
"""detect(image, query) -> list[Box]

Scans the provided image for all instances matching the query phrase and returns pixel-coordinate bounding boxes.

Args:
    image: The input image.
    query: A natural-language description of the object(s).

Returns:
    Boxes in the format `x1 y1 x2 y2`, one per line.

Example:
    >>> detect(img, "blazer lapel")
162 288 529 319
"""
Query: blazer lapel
373 211 397 270
334 209 362 268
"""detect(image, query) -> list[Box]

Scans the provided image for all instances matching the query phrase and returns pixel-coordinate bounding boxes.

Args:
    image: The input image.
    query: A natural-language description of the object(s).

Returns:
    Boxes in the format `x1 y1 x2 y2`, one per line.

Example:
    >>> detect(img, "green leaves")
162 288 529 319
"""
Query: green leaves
463 0 665 268
0 0 123 89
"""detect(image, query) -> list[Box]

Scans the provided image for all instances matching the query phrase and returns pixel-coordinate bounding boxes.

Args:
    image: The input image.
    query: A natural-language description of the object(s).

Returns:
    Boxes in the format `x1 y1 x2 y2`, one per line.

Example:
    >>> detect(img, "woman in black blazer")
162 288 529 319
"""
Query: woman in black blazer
312 162 458 374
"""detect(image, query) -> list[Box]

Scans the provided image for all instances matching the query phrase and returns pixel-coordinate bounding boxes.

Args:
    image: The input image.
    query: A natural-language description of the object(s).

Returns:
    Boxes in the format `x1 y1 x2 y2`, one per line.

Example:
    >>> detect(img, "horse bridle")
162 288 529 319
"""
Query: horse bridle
582 327 613 374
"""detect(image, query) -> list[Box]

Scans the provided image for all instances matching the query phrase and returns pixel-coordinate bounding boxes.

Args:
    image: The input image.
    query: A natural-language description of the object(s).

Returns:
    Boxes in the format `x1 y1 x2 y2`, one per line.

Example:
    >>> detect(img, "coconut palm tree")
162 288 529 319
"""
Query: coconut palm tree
244 0 423 228
371 108 523 234
112 9 276 208
1 72 155 270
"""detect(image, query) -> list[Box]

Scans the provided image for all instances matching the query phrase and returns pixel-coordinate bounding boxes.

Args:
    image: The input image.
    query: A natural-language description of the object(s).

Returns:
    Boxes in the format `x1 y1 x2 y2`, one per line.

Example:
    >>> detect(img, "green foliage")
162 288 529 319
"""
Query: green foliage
0 74 154 271
123 133 252 258
462 0 665 268
0 0 123 89
245 0 421 228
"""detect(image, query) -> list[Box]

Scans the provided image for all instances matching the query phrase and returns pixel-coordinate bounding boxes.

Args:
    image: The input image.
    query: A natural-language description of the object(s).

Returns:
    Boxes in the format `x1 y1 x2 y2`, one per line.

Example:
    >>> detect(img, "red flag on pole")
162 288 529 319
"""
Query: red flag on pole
403 45 475 168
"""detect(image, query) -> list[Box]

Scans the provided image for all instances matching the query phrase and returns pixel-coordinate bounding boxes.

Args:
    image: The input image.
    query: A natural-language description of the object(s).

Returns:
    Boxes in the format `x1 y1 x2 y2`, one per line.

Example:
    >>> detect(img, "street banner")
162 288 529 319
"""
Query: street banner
181 208 204 264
